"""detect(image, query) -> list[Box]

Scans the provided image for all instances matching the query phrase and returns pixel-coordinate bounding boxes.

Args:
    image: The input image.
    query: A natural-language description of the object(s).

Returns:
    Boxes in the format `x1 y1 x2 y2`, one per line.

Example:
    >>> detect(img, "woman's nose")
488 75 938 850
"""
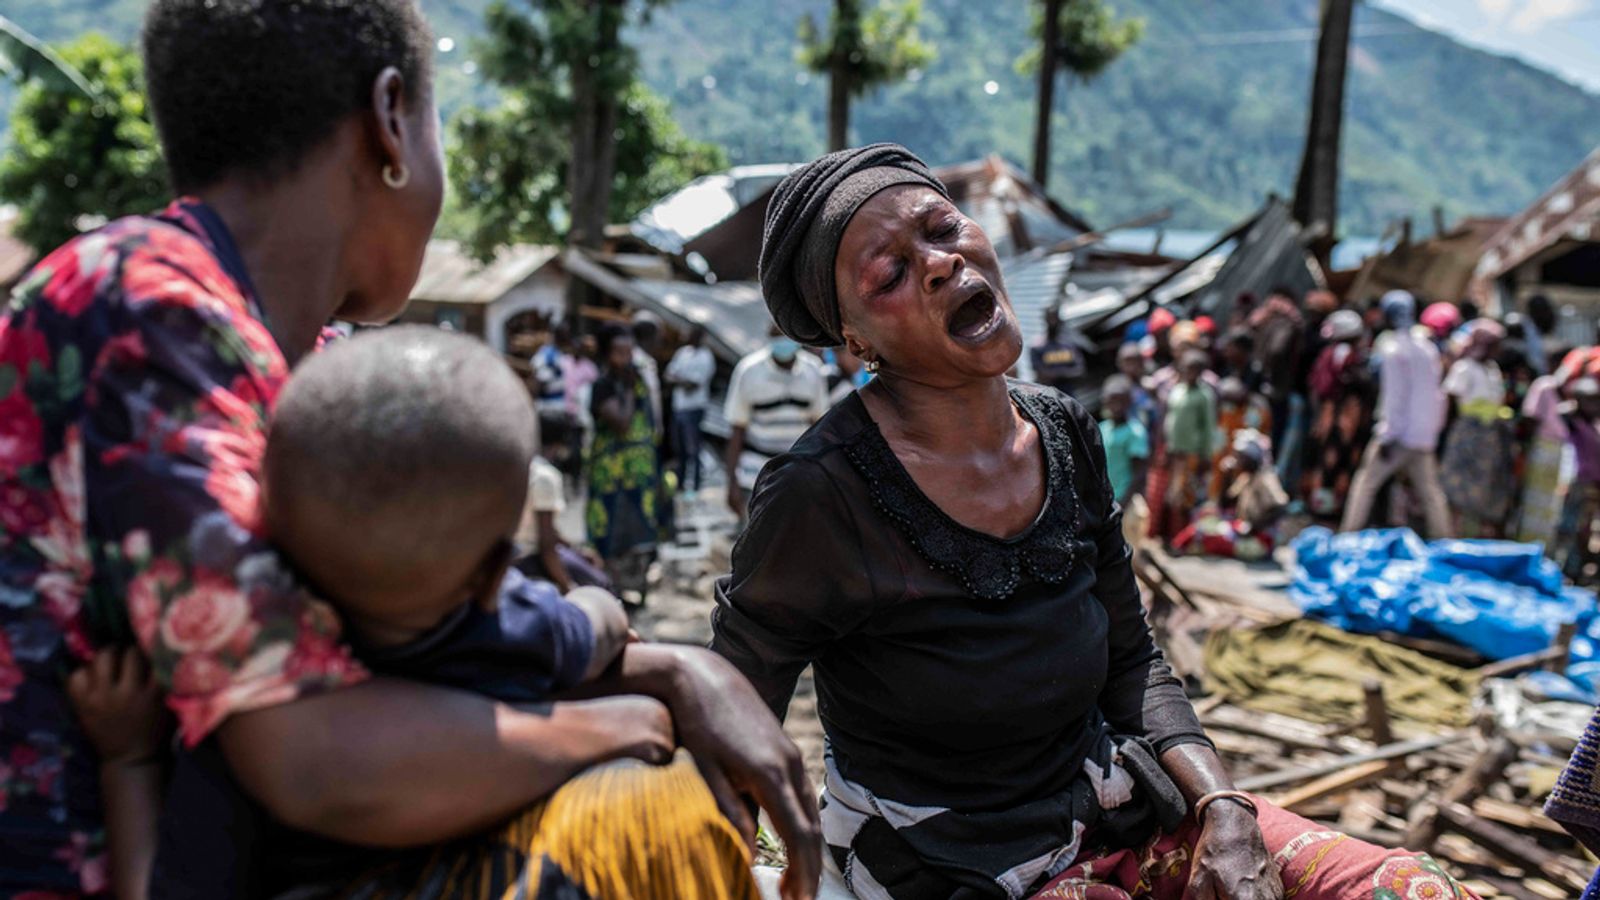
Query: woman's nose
922 248 965 293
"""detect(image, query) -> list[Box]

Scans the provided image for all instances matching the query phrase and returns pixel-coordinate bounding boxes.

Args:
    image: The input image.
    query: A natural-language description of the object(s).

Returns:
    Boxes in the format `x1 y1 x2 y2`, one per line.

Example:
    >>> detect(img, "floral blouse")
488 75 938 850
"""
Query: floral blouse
0 200 365 896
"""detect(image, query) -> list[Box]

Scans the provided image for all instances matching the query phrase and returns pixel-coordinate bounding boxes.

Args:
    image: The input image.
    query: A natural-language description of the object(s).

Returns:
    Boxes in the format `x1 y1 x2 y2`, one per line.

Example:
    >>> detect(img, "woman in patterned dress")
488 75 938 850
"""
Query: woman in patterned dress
0 1 817 896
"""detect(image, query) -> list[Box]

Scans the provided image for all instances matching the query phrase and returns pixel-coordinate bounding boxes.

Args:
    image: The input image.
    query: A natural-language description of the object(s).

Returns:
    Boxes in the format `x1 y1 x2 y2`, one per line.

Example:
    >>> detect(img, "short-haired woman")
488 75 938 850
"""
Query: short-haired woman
712 144 1478 899
0 2 816 897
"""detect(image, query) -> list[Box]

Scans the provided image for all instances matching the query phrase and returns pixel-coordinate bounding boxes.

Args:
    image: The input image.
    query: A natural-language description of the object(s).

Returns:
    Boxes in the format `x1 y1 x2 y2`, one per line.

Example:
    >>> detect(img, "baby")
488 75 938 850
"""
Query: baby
72 326 642 898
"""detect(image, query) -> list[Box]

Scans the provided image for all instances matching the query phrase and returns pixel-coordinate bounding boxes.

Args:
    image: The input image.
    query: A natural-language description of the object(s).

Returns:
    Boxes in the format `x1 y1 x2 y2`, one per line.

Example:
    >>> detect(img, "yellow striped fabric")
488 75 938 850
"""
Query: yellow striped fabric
340 753 759 900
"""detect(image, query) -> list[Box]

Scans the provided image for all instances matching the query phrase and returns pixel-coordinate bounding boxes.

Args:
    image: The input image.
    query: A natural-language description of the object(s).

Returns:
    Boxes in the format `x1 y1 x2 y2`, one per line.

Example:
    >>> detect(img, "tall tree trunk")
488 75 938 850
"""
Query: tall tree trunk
1292 0 1354 264
826 0 858 151
1032 0 1062 188
564 0 623 327
828 56 851 151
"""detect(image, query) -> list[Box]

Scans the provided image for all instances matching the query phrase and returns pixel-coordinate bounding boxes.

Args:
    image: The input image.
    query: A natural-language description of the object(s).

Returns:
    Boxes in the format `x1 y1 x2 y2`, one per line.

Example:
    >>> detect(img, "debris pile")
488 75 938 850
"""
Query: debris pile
1136 547 1594 899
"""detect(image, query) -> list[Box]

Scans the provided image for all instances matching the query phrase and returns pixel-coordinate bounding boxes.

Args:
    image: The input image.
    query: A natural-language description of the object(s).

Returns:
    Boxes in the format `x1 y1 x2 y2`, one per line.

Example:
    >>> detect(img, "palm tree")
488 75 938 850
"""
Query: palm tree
1021 0 1141 189
799 0 934 152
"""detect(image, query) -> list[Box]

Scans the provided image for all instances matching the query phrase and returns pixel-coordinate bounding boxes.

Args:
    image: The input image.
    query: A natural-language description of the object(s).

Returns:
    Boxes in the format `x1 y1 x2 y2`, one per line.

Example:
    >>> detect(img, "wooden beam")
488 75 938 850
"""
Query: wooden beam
1435 802 1590 893
1235 733 1466 793
1403 736 1517 849
1268 759 1391 811
1471 796 1569 836
1363 680 1394 746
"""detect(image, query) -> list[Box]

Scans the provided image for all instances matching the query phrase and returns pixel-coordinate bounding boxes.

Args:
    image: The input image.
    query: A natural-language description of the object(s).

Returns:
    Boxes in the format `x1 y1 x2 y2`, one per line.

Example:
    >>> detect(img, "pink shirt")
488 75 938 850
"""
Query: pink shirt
1522 375 1570 443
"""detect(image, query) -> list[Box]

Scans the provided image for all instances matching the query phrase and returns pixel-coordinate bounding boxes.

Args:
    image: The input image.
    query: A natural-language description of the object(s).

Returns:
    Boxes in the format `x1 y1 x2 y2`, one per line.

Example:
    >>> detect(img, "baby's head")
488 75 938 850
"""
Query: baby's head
264 326 536 646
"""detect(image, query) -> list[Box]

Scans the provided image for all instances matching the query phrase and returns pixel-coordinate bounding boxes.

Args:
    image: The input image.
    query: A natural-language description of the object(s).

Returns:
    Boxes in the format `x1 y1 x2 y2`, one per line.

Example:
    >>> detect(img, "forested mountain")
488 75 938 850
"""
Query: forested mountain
6 0 1600 235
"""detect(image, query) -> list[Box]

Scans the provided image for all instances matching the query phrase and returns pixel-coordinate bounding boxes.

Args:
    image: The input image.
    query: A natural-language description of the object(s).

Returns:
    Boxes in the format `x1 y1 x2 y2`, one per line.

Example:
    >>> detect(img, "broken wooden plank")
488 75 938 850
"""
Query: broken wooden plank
1403 736 1516 850
1268 759 1391 811
1434 802 1590 893
1476 644 1569 679
1470 795 1569 837
1235 733 1466 793
1544 620 1579 674
1362 679 1394 745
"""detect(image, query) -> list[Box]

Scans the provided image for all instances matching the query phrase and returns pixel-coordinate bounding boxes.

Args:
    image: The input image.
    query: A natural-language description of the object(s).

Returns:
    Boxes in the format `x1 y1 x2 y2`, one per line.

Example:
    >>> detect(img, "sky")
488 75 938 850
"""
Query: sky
1373 0 1600 90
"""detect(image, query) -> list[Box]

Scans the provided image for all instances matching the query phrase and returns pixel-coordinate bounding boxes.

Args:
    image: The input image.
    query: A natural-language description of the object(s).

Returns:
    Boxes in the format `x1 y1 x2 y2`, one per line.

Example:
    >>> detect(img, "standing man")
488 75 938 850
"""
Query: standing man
665 325 716 492
1030 305 1087 394
1339 291 1453 538
724 327 829 515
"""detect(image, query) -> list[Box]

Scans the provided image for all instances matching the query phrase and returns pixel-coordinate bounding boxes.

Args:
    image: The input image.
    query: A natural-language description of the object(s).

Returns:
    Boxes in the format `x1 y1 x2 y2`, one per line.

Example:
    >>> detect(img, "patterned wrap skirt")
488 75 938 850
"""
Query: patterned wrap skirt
1440 417 1514 528
332 754 757 900
1515 435 1574 548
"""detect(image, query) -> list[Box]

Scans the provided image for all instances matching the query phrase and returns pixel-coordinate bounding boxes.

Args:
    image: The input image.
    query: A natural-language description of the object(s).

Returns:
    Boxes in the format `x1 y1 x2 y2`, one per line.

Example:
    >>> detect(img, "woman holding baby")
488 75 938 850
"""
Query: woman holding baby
0 1 817 898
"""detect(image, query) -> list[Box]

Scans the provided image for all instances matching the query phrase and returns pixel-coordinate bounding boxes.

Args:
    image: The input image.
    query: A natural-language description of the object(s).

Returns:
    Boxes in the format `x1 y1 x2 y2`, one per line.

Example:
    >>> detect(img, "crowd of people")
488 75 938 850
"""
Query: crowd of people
0 0 1567 896
1055 286 1600 579
518 313 858 595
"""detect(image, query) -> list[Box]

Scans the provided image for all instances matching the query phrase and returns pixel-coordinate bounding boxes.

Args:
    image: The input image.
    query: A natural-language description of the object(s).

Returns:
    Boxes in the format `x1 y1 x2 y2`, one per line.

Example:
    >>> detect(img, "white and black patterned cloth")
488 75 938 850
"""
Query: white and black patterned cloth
820 729 1184 899
713 384 1211 898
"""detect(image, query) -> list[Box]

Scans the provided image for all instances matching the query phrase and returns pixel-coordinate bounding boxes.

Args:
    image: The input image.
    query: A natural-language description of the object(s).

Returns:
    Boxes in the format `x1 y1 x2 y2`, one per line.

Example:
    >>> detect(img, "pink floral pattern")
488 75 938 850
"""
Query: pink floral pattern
0 200 366 894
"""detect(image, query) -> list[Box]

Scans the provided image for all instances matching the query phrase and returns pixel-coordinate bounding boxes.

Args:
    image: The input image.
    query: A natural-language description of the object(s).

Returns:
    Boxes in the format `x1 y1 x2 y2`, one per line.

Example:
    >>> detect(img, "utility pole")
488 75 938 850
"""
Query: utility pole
1292 0 1355 267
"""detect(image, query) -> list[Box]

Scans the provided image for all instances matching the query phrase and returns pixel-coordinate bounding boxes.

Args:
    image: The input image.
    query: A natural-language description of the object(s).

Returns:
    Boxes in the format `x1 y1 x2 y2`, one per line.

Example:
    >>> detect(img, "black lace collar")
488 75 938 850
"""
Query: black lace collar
841 387 1088 602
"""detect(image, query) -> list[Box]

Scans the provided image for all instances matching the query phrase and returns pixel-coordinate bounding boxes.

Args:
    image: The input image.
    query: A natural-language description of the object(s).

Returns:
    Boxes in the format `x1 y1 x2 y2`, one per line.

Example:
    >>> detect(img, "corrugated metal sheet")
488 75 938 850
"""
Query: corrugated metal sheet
1172 200 1322 318
563 249 768 365
630 164 798 255
410 240 560 306
1003 252 1075 381
936 156 1091 258
1474 146 1600 288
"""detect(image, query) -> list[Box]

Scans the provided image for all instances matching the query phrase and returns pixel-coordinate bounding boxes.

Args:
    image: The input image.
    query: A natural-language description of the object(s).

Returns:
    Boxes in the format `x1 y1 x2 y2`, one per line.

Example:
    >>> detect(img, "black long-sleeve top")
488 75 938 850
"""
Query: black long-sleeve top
711 382 1210 812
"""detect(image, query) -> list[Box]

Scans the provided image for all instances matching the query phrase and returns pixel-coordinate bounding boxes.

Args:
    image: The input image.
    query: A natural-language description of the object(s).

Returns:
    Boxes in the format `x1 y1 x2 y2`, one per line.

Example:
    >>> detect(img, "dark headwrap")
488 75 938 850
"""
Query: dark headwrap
759 143 948 346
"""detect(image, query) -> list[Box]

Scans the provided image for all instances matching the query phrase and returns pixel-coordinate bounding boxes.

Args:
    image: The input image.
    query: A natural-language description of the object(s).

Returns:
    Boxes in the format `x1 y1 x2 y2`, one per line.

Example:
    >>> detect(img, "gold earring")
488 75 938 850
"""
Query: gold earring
864 358 881 374
382 164 410 189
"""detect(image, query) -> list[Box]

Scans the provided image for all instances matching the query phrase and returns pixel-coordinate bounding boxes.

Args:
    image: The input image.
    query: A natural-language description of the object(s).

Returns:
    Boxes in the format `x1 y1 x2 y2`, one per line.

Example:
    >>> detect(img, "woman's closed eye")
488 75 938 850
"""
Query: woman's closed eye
877 261 906 295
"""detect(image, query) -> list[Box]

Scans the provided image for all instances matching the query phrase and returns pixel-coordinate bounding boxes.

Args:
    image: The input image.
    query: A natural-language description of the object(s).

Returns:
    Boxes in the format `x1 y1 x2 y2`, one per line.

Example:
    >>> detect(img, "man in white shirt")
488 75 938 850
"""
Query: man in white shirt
1340 291 1452 538
664 325 717 491
724 330 829 514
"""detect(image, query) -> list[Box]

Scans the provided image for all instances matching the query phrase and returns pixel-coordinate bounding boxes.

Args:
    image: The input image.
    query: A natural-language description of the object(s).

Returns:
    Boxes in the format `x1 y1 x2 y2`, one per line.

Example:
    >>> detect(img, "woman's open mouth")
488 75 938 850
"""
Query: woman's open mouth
946 287 1004 343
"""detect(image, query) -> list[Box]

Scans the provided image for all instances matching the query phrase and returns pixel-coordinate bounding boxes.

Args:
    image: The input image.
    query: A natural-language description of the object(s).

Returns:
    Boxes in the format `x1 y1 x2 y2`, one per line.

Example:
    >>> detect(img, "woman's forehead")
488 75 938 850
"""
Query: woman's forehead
841 186 953 255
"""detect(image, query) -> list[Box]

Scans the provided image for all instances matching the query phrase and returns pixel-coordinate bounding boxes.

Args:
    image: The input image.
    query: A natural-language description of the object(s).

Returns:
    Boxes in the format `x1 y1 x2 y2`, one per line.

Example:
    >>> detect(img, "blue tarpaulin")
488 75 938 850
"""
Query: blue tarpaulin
1290 527 1600 696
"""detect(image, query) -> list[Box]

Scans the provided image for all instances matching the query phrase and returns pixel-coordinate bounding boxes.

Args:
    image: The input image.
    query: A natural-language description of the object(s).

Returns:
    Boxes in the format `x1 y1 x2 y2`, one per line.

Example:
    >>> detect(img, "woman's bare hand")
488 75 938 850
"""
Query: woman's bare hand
665 648 822 900
1186 803 1284 900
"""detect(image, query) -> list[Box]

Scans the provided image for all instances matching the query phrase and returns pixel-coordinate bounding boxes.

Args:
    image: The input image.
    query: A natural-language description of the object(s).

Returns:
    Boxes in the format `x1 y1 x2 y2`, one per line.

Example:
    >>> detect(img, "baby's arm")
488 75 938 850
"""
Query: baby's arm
562 587 631 680
67 649 171 900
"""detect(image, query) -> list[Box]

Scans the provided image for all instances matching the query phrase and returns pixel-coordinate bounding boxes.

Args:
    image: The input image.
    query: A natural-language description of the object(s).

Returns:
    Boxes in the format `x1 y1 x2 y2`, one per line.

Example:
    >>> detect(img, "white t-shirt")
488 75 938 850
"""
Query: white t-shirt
665 344 716 412
725 348 829 489
516 457 567 549
1442 358 1504 407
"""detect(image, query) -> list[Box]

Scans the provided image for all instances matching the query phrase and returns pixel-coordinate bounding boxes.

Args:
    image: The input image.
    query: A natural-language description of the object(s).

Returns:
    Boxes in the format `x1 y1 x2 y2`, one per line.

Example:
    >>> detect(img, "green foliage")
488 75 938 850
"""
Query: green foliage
0 33 165 252
7 0 1600 238
441 0 726 258
798 0 935 98
1017 0 1143 82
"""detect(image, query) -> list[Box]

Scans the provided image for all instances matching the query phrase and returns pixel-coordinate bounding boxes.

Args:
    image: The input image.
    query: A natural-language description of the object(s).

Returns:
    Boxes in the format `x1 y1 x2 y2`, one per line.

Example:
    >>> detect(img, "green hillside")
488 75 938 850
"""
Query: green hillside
5 0 1600 235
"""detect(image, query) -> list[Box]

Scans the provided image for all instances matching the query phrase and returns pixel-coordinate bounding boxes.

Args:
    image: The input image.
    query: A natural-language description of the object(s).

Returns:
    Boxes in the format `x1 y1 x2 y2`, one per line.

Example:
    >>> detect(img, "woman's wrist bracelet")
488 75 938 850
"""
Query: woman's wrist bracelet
1194 789 1258 822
